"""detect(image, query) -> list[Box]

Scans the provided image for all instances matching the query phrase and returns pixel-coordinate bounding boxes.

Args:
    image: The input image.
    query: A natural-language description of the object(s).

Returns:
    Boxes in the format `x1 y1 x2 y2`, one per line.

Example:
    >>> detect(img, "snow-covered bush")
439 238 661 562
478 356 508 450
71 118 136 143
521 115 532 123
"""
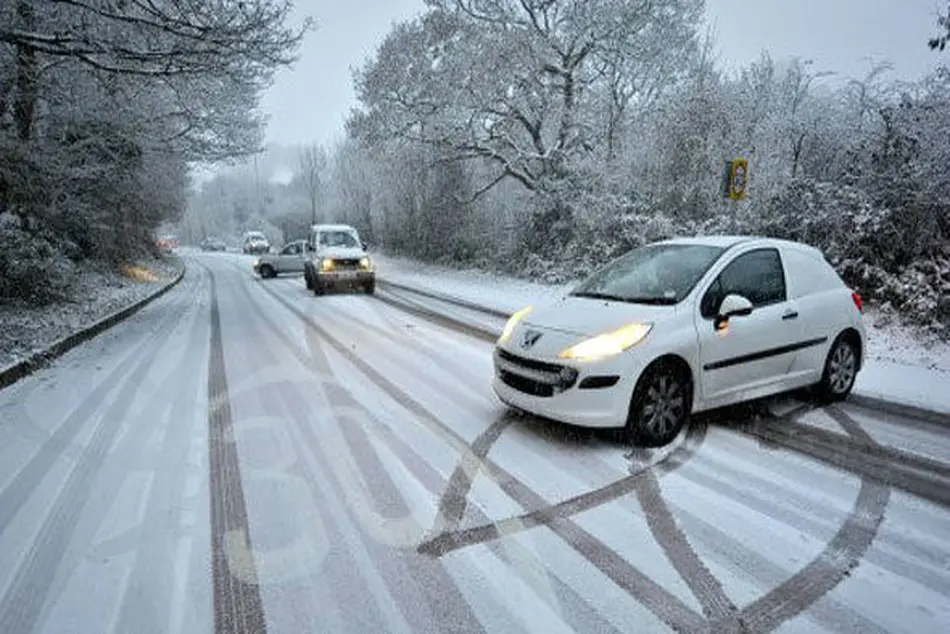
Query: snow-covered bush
0 214 76 303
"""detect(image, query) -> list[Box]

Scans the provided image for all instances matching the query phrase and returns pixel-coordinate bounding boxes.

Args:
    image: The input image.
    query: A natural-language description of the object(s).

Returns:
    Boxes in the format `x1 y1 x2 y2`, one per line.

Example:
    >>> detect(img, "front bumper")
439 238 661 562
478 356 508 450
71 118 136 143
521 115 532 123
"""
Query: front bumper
316 269 375 284
491 346 639 429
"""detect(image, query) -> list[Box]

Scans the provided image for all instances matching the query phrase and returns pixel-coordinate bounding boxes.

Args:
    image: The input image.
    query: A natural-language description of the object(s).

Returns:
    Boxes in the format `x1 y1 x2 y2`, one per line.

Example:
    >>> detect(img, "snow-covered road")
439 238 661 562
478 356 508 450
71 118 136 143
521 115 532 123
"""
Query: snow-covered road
0 252 948 634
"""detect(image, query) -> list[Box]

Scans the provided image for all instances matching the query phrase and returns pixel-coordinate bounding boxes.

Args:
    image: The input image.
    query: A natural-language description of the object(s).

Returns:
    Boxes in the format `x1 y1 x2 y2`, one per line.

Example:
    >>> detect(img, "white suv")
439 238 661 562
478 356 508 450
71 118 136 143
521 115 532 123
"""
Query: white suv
493 236 866 447
303 224 375 295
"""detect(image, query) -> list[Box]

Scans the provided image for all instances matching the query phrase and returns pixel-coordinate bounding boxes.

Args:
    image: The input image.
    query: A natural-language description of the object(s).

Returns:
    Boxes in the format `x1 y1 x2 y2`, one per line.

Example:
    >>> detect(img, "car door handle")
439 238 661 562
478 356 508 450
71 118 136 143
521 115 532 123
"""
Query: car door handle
782 310 799 320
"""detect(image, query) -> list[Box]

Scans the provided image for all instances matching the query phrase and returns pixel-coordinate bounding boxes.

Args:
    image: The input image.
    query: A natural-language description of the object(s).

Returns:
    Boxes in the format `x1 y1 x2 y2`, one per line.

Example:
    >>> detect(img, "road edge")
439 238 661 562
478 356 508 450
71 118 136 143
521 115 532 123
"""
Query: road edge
0 255 187 391
846 393 949 426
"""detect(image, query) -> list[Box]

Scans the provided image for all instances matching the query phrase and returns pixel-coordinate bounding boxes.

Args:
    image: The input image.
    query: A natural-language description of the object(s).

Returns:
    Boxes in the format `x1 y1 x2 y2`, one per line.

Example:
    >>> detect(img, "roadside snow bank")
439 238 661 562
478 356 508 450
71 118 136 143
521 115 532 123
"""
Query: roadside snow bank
0 256 182 368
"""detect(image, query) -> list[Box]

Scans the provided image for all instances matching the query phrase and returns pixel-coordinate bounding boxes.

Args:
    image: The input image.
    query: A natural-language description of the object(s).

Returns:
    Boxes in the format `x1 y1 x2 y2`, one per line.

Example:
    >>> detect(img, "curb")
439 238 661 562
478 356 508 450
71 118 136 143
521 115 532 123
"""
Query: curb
0 256 187 391
847 393 949 426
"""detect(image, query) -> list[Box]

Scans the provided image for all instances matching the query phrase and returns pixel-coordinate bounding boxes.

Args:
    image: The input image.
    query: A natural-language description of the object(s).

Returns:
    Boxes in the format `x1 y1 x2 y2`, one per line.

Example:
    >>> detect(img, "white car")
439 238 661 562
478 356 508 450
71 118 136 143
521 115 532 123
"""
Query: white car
253 240 310 278
242 231 271 255
492 236 866 446
303 224 375 295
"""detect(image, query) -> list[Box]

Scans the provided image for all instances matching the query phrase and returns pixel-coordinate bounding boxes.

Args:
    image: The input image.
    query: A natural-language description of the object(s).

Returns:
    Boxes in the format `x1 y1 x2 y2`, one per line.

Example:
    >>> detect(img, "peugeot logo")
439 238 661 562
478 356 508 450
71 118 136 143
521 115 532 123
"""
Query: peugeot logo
520 329 542 349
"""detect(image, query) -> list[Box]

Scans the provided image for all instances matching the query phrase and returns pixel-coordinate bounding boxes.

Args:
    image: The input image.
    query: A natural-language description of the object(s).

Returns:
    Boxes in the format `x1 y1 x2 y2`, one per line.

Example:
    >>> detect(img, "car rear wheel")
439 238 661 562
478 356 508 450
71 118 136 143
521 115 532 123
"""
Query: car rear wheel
814 333 858 402
626 360 691 447
259 264 276 279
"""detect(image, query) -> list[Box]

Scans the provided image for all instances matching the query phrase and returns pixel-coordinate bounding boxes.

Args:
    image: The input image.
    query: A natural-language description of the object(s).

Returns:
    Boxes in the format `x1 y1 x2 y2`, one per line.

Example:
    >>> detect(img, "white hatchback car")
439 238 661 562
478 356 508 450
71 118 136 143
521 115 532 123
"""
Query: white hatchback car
492 236 866 446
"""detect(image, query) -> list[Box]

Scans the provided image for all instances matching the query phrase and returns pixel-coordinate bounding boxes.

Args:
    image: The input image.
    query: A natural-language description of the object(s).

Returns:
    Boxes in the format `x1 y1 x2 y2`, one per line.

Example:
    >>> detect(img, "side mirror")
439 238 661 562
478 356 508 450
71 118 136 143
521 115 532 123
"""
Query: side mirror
715 294 753 331
718 294 753 319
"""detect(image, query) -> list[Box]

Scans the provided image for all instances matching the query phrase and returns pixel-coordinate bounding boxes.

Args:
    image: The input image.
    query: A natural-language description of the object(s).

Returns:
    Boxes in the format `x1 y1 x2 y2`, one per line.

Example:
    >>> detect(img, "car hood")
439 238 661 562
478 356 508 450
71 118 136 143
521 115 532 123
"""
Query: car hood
318 246 366 259
522 296 677 337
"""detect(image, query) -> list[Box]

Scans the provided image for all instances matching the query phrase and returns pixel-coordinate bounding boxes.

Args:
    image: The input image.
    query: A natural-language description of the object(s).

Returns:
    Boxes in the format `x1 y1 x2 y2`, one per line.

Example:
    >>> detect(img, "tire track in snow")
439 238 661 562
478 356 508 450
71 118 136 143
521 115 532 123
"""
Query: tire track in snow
205 268 267 634
715 404 891 632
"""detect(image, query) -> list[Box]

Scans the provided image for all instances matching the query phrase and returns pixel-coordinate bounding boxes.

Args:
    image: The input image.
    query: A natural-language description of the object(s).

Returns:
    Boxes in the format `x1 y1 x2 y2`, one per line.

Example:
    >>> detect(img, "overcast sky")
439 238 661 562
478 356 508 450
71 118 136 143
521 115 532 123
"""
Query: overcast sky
259 0 947 147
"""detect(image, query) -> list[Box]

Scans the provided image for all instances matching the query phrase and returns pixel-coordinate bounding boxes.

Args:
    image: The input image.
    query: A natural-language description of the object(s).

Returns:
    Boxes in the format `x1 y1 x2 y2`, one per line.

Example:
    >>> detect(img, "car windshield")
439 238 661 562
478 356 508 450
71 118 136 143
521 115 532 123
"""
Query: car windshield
247 232 265 240
571 243 725 305
318 230 359 248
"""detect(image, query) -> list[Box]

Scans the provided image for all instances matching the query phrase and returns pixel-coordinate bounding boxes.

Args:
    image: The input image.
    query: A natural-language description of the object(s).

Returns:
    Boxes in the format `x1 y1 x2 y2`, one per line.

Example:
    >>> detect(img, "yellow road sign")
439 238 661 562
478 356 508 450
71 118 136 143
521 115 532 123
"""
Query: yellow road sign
729 158 748 200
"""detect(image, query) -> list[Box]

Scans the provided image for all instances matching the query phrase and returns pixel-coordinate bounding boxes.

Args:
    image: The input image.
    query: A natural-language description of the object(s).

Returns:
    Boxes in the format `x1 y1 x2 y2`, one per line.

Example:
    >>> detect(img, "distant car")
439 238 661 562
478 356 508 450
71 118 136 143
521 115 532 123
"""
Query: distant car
242 231 270 254
200 237 227 252
493 236 866 447
253 240 310 278
156 234 178 253
303 224 375 295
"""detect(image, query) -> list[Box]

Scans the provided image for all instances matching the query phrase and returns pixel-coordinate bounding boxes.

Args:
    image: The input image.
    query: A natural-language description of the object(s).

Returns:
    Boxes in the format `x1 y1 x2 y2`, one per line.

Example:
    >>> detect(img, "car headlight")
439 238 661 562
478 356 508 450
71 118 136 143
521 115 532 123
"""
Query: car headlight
558 323 653 362
359 256 371 270
321 258 335 272
499 306 533 344
253 258 261 267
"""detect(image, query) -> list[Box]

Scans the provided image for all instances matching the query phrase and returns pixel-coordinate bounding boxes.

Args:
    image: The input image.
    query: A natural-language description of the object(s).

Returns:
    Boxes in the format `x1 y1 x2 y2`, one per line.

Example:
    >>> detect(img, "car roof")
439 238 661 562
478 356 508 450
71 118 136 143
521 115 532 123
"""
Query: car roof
660 235 822 255
660 235 753 248
311 224 357 232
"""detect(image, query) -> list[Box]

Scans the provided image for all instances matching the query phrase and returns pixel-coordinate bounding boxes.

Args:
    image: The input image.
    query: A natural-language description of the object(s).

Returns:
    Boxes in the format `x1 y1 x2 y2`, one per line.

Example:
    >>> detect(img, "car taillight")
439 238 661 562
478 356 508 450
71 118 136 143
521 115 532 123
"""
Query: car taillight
851 291 863 313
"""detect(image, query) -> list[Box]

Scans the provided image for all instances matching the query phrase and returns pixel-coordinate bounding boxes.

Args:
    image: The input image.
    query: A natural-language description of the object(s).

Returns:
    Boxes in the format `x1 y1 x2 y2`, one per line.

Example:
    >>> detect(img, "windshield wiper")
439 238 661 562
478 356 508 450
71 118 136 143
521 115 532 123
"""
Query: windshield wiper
570 291 629 302
624 296 678 305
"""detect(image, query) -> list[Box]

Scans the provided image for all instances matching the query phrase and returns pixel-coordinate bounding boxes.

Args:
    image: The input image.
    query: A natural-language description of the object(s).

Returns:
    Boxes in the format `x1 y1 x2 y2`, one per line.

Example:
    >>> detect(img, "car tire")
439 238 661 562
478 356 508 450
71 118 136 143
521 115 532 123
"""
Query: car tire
625 360 691 448
312 280 325 296
259 264 276 279
814 332 859 403
304 268 313 290
363 280 375 295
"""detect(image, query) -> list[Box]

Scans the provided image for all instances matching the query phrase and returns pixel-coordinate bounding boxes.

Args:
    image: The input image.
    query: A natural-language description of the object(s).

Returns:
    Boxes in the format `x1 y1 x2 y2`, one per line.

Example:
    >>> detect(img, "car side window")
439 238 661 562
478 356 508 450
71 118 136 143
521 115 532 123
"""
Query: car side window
281 243 301 256
700 248 787 318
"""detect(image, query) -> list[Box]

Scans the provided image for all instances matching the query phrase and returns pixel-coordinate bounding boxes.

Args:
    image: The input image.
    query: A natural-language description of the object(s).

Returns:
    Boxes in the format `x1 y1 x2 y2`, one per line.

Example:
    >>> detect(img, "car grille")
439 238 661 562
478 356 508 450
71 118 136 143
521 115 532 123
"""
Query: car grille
495 349 577 398
332 258 362 271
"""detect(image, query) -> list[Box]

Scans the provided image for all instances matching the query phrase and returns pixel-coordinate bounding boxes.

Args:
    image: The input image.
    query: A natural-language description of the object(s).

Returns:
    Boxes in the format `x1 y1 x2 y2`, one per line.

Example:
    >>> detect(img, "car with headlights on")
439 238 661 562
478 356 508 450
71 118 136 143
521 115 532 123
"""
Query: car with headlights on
303 224 375 295
253 239 310 278
493 236 866 447
242 231 271 255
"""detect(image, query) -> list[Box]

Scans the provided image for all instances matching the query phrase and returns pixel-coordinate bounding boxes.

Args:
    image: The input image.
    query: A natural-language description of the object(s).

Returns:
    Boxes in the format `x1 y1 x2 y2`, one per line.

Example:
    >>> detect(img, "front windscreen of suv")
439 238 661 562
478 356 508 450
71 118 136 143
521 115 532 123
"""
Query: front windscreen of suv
318 230 360 248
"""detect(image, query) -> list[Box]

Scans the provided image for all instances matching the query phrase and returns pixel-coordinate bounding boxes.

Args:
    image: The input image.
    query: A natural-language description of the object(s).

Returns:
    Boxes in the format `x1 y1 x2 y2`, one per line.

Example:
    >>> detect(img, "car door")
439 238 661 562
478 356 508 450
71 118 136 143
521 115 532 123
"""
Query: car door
696 247 802 405
276 242 300 272
287 242 307 272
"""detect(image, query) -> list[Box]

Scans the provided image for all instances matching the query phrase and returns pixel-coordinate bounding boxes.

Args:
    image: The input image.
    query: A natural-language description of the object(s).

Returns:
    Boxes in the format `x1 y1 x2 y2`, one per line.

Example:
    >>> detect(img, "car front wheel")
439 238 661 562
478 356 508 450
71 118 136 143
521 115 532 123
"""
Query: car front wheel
626 360 691 447
815 333 859 402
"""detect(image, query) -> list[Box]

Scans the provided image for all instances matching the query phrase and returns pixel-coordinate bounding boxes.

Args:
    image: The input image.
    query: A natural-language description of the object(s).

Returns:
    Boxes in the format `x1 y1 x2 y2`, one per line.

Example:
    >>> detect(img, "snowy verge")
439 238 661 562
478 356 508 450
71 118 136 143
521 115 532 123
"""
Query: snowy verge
374 253 950 417
0 255 185 388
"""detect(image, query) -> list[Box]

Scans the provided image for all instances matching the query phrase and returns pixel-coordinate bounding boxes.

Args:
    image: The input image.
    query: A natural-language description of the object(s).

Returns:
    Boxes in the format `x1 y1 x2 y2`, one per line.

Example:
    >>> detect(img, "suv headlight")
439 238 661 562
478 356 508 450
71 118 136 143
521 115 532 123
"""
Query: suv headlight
321 258 335 272
558 323 653 362
499 306 532 344
359 256 371 270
